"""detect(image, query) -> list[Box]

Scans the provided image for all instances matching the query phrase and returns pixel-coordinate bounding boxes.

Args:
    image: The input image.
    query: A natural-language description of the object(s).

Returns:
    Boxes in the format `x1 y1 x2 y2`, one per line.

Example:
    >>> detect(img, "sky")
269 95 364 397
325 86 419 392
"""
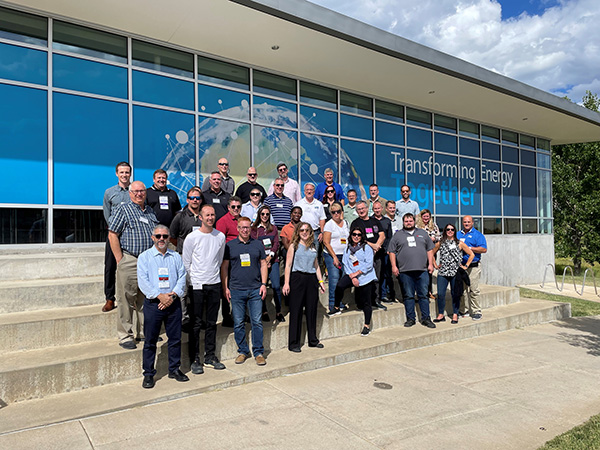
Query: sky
307 0 600 104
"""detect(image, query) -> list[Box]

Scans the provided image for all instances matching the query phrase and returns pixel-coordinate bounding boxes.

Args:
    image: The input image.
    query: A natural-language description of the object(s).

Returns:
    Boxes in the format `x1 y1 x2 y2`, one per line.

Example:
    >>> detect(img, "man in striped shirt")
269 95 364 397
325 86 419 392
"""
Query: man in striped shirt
264 177 293 230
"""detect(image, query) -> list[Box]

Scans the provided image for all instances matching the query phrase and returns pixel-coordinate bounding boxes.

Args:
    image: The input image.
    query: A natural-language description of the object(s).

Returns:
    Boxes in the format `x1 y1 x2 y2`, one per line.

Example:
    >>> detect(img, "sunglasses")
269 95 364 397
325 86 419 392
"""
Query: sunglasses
260 212 270 216
274 184 284 187
401 190 410 193
351 232 362 237
188 196 201 200
230 205 241 210
445 228 455 232
331 210 342 214
278 167 288 171
326 190 335 194
299 228 311 233
250 192 261 196
218 162 229 166
247 173 257 177
154 234 169 239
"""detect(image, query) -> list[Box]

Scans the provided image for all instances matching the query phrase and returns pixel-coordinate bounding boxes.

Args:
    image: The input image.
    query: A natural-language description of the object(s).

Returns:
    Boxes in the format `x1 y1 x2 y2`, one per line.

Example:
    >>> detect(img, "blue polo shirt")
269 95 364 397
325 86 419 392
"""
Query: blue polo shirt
224 237 266 290
264 194 293 229
457 227 487 264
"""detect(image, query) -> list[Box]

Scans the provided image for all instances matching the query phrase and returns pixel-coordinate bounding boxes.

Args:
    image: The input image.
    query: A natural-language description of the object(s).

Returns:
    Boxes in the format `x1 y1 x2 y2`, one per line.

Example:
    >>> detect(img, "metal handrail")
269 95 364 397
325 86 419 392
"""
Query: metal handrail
540 263 600 297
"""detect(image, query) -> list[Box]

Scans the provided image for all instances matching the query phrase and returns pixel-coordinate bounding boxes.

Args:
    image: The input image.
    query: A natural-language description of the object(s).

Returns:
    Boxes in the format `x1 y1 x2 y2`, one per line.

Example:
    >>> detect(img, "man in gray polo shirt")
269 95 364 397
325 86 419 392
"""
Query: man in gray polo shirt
388 213 435 329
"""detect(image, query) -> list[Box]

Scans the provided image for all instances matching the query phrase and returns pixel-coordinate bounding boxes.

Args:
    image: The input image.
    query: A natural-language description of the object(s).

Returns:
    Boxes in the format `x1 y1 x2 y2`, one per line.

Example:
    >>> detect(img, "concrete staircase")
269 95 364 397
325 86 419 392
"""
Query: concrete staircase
0 247 571 433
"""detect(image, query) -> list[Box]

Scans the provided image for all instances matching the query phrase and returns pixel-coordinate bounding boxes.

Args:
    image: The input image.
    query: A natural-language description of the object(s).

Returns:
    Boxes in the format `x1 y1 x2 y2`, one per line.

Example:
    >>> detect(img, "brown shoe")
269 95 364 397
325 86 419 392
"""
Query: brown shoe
255 354 266 366
235 353 249 364
102 300 115 312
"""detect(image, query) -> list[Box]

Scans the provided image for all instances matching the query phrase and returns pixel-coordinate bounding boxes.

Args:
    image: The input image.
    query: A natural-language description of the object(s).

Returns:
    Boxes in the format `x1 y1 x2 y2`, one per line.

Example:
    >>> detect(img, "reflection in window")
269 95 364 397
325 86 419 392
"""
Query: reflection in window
459 120 479 138
197 55 249 89
407 127 432 150
482 142 500 161
300 133 338 194
0 208 47 244
253 126 298 188
406 107 431 128
132 40 193 77
198 84 249 120
54 21 126 63
54 54 127 98
376 121 404 146
253 70 296 100
340 91 372 116
376 145 404 201
520 134 535 149
0 6 47 46
483 218 502 234
0 43 47 85
406 149 433 210
537 153 551 169
522 218 538 234
459 137 479 157
300 81 336 108
341 114 373 140
481 161 501 216
502 130 518 146
341 140 373 198
133 70 194 110
434 133 457 154
502 164 520 216
434 114 456 133
253 96 297 128
436 216 459 231
459 157 481 216
520 150 535 166
539 218 553 234
482 125 500 142
375 100 403 123
435 154 458 216
300 105 337 135
521 167 536 217
537 138 551 152
537 170 552 217
504 218 520 234
502 146 519 164
53 209 106 243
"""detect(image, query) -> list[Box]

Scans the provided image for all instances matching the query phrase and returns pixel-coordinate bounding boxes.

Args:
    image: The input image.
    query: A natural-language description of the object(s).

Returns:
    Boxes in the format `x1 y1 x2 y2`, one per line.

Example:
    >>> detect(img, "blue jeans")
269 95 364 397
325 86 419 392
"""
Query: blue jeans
323 252 343 309
436 274 460 315
398 271 430 321
230 288 264 356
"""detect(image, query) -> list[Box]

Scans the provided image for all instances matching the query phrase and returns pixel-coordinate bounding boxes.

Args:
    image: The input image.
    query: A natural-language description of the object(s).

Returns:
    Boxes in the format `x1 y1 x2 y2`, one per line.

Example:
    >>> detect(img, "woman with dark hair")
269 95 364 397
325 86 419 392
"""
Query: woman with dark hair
328 226 376 336
322 201 349 314
282 222 326 352
322 186 337 221
416 209 441 299
251 205 284 323
433 224 474 324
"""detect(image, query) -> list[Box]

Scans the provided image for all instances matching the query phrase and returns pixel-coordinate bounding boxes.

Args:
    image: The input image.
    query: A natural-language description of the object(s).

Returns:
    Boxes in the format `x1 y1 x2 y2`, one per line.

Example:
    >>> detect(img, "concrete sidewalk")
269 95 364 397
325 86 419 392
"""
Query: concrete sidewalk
2 315 600 449
521 282 600 303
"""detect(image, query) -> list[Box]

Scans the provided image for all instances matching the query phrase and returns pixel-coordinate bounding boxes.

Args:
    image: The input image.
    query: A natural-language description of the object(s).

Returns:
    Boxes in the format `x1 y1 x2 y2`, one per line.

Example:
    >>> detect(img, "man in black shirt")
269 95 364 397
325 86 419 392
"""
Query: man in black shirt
371 200 396 304
235 167 267 203
202 171 230 221
145 169 181 227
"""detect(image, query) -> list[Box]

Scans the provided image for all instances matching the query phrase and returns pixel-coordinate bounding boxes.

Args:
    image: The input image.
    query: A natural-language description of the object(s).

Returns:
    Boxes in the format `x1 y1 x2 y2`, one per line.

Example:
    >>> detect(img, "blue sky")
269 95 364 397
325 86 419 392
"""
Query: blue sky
308 0 600 104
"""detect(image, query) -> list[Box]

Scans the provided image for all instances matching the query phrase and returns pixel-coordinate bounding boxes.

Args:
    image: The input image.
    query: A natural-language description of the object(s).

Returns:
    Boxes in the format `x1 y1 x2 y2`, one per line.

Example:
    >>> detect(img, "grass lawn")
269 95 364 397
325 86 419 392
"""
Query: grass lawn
538 414 600 449
519 288 600 317
553 258 600 287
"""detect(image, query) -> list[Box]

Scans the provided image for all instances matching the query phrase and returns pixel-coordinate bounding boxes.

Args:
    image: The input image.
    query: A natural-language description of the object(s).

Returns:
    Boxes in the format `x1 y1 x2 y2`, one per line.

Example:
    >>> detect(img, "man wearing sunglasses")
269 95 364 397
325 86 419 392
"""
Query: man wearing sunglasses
137 225 188 388
265 177 294 230
202 157 235 195
457 215 488 321
267 163 301 203
235 167 267 203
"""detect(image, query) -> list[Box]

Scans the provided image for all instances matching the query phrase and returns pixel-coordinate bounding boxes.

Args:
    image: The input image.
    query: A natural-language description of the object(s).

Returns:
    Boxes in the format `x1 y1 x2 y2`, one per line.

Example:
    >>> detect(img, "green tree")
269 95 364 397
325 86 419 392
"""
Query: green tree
552 91 600 273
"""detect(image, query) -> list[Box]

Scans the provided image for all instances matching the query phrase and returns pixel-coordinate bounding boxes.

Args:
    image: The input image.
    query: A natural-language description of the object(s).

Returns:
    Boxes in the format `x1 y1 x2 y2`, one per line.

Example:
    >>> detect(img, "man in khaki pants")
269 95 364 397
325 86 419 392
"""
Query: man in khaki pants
108 181 158 349
457 215 488 321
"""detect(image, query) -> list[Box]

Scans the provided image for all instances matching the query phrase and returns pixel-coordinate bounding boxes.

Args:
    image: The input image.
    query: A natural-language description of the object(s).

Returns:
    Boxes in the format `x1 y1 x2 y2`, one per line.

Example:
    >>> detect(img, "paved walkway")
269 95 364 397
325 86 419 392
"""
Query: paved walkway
2 315 600 449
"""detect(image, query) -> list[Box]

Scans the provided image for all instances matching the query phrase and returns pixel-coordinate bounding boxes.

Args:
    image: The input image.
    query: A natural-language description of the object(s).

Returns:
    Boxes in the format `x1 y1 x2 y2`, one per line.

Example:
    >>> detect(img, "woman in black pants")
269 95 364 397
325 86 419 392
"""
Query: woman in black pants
329 226 377 336
282 222 326 352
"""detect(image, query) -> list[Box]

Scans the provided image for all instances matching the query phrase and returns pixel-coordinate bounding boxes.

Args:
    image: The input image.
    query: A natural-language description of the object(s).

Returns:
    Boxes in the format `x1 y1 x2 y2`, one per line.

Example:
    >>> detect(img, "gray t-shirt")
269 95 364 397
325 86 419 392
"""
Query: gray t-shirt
388 228 433 272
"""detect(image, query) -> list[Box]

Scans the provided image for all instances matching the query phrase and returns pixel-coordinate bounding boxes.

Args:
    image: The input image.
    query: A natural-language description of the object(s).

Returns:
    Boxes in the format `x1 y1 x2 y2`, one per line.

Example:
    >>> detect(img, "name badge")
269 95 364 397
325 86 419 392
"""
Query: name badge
365 227 374 239
158 267 169 288
159 195 169 210
139 217 149 224
241 253 251 267
212 198 220 204
263 238 272 250
407 236 416 247
340 238 347 244
449 243 457 250
277 203 283 208
460 238 466 243
349 254 359 266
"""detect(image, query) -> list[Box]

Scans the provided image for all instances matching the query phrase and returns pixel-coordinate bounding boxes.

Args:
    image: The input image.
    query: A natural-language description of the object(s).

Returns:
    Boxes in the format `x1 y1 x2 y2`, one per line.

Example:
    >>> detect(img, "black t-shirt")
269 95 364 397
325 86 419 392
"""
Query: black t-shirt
235 181 267 204
224 238 266 290
351 217 383 245
373 215 392 250
201 189 230 221
145 187 182 226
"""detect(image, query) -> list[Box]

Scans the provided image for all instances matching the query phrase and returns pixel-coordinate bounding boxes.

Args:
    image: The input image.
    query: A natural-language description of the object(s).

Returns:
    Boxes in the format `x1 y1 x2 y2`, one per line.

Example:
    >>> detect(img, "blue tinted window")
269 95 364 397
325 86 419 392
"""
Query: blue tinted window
376 145 404 201
459 137 479 157
198 117 250 188
53 54 126 98
537 153 551 169
482 161 501 216
53 93 127 206
300 133 337 194
340 114 373 140
0 42 46 85
300 105 337 135
482 142 500 160
435 133 457 154
132 70 194 110
376 121 404 146
502 164 520 216
520 150 535 166
407 127 432 150
134 106 195 205
253 96 297 128
0 83 47 204
406 149 433 210
459 158 481 215
502 146 519 163
434 154 458 215
197 83 249 120
341 139 373 193
521 167 536 217
253 125 298 186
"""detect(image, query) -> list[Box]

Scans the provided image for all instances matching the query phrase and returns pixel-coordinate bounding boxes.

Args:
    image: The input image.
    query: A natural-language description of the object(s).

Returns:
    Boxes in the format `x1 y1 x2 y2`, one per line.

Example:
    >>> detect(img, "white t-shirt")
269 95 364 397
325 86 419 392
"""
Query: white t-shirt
182 228 226 289
324 219 349 256
295 197 326 231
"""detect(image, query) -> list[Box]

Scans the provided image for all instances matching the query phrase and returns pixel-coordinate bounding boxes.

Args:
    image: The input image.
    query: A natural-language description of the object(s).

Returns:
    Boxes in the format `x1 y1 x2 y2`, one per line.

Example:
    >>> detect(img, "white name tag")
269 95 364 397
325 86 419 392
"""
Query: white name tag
349 254 359 266
263 238 272 249
366 233 374 239
407 236 416 247
449 243 457 250
159 195 169 210
277 203 283 208
241 253 251 267
139 217 149 224
212 198 220 204
158 267 169 288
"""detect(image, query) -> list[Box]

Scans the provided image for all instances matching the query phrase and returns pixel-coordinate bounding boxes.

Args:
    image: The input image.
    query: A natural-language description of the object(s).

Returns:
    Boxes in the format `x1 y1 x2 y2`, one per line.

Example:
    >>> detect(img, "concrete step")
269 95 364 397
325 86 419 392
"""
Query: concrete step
0 297 570 405
0 251 104 282
0 276 104 314
0 297 570 432
0 285 519 352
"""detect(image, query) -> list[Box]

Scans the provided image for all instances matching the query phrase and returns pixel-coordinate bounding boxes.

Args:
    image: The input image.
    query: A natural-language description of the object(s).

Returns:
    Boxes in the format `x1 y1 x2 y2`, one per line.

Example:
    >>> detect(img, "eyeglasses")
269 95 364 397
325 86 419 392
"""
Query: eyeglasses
230 205 241 210
401 190 410 193
154 234 169 239
331 210 342 214
218 162 229 166
351 232 362 237
278 167 287 172
274 184 284 187
130 190 145 195
250 192 261 197
299 228 311 233
260 212 270 216
188 196 201 200
247 173 257 177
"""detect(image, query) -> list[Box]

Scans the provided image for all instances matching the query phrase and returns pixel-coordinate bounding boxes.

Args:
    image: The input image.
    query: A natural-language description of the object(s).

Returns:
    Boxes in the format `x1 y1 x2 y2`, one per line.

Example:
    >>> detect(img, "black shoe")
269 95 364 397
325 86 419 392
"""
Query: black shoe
421 319 436 329
205 357 226 370
191 360 204 375
381 297 394 304
222 317 234 327
261 312 271 322
374 302 388 311
327 307 341 317
142 375 155 389
404 319 416 327
168 369 189 382
276 313 286 323
289 347 301 353
309 342 324 348
433 316 446 323
360 326 371 336
119 340 136 350
451 318 459 324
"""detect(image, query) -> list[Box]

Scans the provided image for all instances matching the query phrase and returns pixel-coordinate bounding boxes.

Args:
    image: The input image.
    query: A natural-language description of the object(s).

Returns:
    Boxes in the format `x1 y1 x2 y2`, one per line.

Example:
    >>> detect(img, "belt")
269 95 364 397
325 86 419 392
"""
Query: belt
122 250 138 258
469 261 480 267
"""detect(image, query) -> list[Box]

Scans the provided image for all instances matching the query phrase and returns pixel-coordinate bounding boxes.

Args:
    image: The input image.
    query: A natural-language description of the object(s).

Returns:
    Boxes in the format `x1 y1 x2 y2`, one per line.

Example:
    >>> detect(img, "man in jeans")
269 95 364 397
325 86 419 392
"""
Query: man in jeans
182 204 227 374
221 216 268 366
388 213 436 329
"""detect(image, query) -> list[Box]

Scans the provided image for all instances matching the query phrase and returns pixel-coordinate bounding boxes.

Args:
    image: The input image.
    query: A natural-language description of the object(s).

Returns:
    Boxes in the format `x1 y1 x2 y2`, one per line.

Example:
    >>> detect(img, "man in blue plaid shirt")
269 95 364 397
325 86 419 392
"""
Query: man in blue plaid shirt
109 180 159 349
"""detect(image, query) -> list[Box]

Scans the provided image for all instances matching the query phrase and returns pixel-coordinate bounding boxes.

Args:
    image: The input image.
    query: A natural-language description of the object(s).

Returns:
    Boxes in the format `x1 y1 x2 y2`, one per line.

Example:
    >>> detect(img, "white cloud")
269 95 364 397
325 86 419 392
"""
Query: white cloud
308 0 600 102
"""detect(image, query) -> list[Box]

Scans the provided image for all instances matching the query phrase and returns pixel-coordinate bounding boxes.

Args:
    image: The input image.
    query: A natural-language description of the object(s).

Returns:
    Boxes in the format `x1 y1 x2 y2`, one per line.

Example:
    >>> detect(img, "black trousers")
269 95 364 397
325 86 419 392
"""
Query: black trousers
104 236 117 301
335 276 373 326
288 272 319 349
371 251 385 305
143 298 182 377
189 283 221 363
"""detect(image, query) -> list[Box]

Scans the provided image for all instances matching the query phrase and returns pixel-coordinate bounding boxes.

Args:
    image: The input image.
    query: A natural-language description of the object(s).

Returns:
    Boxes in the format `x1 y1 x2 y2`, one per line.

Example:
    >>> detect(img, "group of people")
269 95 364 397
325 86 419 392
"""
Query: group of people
102 159 488 389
